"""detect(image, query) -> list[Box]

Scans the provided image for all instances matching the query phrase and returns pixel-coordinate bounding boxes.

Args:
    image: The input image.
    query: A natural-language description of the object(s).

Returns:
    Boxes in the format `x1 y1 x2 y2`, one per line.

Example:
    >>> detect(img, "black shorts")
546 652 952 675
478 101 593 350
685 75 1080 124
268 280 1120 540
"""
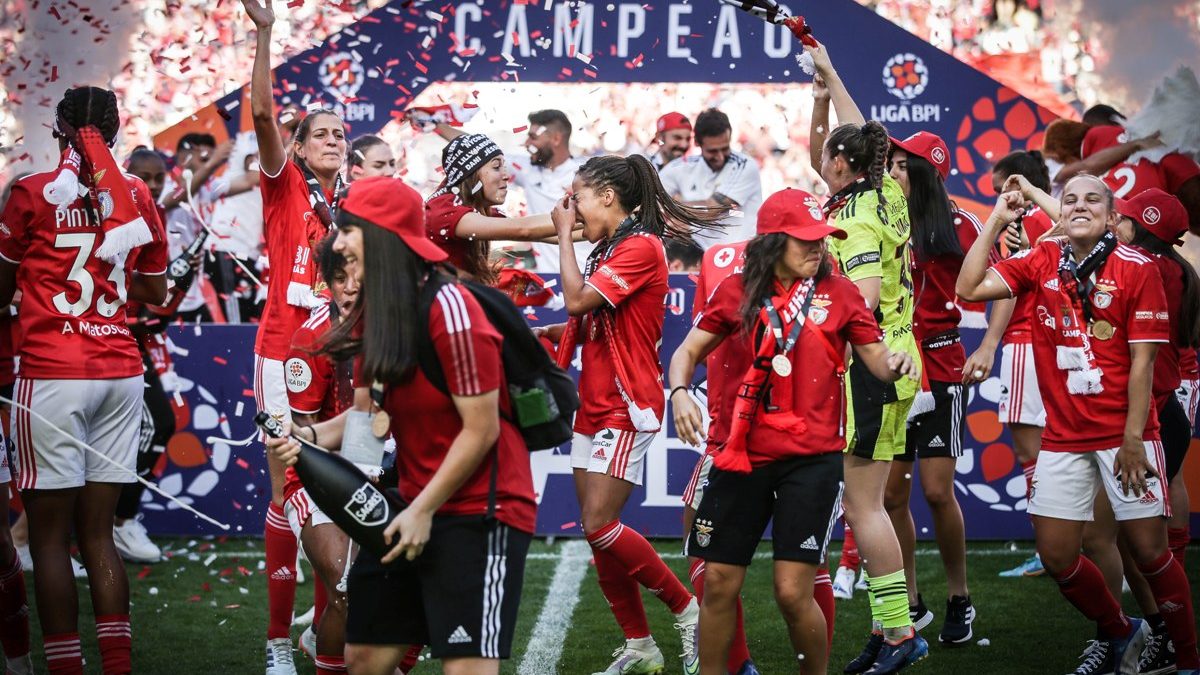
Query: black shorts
847 357 903 461
687 452 843 566
1159 394 1191 480
344 512 531 660
899 381 966 461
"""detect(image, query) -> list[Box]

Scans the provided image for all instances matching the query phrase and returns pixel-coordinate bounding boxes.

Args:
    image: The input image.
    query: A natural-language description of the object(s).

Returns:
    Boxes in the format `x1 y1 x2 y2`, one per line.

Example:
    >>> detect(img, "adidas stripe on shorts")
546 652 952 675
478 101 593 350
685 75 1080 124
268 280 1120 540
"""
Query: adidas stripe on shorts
345 510 531 659
1029 442 1169 522
11 376 142 490
998 342 1046 427
899 381 966 461
570 428 656 485
682 452 714 511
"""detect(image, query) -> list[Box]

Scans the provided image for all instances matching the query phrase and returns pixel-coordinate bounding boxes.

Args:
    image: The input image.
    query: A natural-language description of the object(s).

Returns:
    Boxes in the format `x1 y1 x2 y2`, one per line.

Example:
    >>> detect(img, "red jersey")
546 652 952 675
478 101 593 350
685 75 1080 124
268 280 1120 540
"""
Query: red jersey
0 310 15 388
911 209 983 382
425 193 501 275
1148 254 1184 409
381 282 536 533
284 304 354 503
1001 207 1054 344
1084 124 1200 199
692 242 748 448
255 162 332 361
0 171 168 380
992 240 1169 452
697 273 883 465
575 233 669 435
1183 349 1199 381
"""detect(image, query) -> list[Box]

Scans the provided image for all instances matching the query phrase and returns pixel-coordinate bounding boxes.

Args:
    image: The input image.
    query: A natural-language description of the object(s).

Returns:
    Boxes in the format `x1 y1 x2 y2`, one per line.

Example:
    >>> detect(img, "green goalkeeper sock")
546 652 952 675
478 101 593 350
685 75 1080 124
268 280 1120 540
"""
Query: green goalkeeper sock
867 569 912 630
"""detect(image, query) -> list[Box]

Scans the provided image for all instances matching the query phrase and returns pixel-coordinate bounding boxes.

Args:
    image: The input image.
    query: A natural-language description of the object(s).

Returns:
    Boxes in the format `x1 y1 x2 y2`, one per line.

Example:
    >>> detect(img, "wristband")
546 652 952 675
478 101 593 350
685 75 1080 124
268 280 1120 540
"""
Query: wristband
303 424 318 447
669 385 690 400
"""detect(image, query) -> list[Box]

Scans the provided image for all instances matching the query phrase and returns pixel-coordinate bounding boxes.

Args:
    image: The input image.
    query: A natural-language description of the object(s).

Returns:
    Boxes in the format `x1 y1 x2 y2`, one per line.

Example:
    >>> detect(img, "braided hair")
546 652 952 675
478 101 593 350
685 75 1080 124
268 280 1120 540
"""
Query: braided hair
575 154 727 246
826 120 891 223
54 86 120 225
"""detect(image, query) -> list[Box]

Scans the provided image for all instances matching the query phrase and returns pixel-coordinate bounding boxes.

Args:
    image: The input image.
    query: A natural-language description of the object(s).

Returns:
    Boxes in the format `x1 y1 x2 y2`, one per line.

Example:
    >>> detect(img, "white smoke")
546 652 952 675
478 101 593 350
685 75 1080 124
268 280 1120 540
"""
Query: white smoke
0 0 139 183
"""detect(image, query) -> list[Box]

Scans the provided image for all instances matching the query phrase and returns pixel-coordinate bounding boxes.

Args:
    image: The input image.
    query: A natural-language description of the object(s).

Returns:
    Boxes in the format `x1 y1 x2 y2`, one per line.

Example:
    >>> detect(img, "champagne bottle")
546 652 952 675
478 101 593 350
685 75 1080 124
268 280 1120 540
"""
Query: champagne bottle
168 227 209 289
255 413 404 558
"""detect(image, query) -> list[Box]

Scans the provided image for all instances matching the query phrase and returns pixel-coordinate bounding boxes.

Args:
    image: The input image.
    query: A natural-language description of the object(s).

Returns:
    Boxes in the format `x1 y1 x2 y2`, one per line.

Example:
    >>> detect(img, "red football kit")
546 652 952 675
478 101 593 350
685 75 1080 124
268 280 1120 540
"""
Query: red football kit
380 282 536 534
0 171 168 380
1147 254 1184 409
424 193 504 275
1001 207 1054 345
992 240 1170 452
696 273 883 467
283 304 355 504
255 162 333 361
1084 125 1200 200
692 241 748 447
575 233 669 435
911 208 985 382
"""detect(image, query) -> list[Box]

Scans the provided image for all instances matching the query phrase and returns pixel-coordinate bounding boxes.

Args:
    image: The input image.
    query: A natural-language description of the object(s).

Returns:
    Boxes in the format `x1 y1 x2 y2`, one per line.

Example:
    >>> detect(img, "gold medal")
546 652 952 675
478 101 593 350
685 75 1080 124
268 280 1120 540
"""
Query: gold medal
772 354 793 377
371 411 391 438
1090 320 1114 341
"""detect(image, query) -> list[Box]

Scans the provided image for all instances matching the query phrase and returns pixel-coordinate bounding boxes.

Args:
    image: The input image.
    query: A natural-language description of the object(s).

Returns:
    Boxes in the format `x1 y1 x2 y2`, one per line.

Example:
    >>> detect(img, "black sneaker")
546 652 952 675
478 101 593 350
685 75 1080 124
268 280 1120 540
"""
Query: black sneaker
845 633 885 674
1137 625 1177 675
909 594 934 632
1069 639 1115 675
938 595 976 645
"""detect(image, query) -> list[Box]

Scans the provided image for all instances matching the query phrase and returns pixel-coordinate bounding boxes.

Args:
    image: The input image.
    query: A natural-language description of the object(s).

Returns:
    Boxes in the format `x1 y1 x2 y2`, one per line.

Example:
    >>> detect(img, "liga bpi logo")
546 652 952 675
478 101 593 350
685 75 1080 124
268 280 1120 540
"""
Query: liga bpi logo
882 53 929 101
319 51 365 100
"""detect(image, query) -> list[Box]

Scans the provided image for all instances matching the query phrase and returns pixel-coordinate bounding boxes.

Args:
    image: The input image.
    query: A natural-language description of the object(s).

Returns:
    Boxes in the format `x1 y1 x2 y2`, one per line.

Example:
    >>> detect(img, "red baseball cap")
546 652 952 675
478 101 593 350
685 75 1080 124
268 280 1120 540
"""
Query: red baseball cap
1081 124 1124 160
890 131 950 180
340 176 447 262
757 189 846 241
656 112 691 134
1116 188 1188 245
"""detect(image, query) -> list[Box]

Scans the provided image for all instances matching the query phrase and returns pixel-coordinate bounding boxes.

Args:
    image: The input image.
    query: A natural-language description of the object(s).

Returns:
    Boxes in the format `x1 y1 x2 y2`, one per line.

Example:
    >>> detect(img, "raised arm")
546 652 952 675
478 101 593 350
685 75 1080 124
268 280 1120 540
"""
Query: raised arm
551 195 607 316
806 42 865 128
1003 174 1061 222
456 212 556 242
241 0 287 177
809 73 831 174
957 192 1025 303
1054 133 1161 185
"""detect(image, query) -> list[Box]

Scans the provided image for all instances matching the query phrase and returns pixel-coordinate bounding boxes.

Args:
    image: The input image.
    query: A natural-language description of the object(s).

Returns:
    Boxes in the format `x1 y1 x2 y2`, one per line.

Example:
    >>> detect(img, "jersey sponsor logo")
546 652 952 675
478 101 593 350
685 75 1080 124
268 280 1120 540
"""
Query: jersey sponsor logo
882 52 929 101
844 251 881 271
1156 312 1169 321
1136 310 1155 321
343 484 388 528
284 358 313 393
693 518 714 548
447 626 473 644
599 265 628 290
1036 306 1056 329
800 535 820 551
713 246 736 269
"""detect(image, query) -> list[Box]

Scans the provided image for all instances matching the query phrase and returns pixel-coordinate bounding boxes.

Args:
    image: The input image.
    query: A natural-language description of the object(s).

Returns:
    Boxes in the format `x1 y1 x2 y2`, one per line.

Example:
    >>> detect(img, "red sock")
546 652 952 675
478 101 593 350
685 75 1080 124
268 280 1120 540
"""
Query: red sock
313 575 328 630
595 547 650 639
1168 527 1189 566
43 632 83 674
1021 459 1037 498
398 645 423 674
815 566 836 649
689 559 751 671
0 551 30 659
588 520 692 614
1138 551 1199 668
315 654 346 674
96 614 132 674
1051 555 1130 639
265 501 298 640
840 524 860 571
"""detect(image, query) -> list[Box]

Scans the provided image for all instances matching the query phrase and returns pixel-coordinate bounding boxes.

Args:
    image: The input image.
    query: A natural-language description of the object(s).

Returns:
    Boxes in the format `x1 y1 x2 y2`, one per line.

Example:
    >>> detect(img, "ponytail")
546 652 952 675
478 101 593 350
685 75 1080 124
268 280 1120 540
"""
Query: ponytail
826 120 892 223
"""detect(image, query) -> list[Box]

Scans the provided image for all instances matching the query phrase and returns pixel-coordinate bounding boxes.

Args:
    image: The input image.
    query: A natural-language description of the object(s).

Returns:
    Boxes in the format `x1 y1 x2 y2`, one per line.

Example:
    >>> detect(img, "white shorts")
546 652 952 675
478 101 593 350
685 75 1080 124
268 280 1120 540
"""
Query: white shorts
12 376 143 490
1029 442 1169 522
1177 378 1199 429
682 452 713 510
570 429 655 485
998 342 1045 427
254 355 292 431
284 487 333 539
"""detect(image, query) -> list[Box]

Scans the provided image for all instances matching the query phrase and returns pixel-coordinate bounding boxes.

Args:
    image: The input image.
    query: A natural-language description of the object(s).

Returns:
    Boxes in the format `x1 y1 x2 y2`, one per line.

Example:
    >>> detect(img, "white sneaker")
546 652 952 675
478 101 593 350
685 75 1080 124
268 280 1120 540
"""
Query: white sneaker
592 637 665 675
833 566 857 600
298 626 316 661
265 638 298 675
6 652 34 675
15 544 32 572
292 605 315 627
674 597 700 675
855 569 870 591
113 517 162 564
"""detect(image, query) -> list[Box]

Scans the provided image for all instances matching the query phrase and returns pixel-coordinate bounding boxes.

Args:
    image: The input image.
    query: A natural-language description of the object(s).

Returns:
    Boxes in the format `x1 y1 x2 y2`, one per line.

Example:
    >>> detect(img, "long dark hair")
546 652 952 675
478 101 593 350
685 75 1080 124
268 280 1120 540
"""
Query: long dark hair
1130 223 1200 348
739 233 833 331
451 163 500 285
826 121 891 221
576 154 727 243
992 150 1051 193
320 213 428 385
902 154 961 259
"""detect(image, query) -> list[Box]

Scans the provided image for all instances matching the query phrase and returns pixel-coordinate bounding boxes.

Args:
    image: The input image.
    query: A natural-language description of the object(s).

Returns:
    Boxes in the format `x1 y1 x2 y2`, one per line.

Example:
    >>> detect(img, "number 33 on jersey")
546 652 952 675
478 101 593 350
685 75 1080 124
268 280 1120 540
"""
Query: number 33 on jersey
0 171 168 380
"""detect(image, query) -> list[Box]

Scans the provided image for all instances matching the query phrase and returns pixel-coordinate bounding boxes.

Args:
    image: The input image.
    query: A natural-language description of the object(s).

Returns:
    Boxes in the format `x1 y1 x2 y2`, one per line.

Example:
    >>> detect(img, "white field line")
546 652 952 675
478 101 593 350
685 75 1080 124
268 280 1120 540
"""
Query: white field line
200 546 1040 560
517 539 591 675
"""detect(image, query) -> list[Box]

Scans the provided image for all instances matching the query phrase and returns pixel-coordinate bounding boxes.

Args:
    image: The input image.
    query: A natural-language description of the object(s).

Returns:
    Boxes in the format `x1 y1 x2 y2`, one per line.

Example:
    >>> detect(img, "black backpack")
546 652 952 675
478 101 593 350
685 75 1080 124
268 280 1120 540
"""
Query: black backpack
417 272 579 450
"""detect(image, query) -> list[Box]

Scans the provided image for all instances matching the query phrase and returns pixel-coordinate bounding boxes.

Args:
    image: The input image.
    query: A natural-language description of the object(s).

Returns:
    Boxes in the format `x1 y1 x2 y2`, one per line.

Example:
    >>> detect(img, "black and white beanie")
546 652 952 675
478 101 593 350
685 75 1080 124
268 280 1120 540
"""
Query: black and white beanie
430 133 502 198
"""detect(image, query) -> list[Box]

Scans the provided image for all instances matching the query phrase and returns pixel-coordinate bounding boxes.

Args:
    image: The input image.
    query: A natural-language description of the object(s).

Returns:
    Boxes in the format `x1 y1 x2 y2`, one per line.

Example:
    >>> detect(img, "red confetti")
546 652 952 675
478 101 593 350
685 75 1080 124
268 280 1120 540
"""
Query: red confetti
235 458 250 470
512 125 528 133
136 566 152 579
212 356 227 365
560 521 577 530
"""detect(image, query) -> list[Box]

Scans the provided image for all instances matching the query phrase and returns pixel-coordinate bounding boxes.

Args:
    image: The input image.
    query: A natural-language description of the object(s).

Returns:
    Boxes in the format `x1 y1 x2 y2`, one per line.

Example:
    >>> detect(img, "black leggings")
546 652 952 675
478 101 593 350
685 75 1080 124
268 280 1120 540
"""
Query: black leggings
1159 394 1191 482
115 359 176 520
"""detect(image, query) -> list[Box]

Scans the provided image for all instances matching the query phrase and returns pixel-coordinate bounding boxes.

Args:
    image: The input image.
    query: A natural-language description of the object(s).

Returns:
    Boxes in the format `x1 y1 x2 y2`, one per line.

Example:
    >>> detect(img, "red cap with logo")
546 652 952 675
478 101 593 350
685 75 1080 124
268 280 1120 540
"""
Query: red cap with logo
340 176 448 262
1080 124 1124 160
757 189 846 241
656 112 691 134
890 131 951 180
1116 188 1188 246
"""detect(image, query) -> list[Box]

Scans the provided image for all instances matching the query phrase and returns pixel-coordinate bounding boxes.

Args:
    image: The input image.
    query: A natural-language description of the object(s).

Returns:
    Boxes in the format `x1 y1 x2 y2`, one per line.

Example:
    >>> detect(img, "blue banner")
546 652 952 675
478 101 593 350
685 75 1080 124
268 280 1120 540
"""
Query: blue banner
141 274 1149 540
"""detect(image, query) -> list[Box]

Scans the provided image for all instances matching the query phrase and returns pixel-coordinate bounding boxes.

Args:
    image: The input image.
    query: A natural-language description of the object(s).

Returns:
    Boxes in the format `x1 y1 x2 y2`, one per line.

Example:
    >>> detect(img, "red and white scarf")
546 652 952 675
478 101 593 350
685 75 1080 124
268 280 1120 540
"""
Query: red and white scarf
1054 233 1117 395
